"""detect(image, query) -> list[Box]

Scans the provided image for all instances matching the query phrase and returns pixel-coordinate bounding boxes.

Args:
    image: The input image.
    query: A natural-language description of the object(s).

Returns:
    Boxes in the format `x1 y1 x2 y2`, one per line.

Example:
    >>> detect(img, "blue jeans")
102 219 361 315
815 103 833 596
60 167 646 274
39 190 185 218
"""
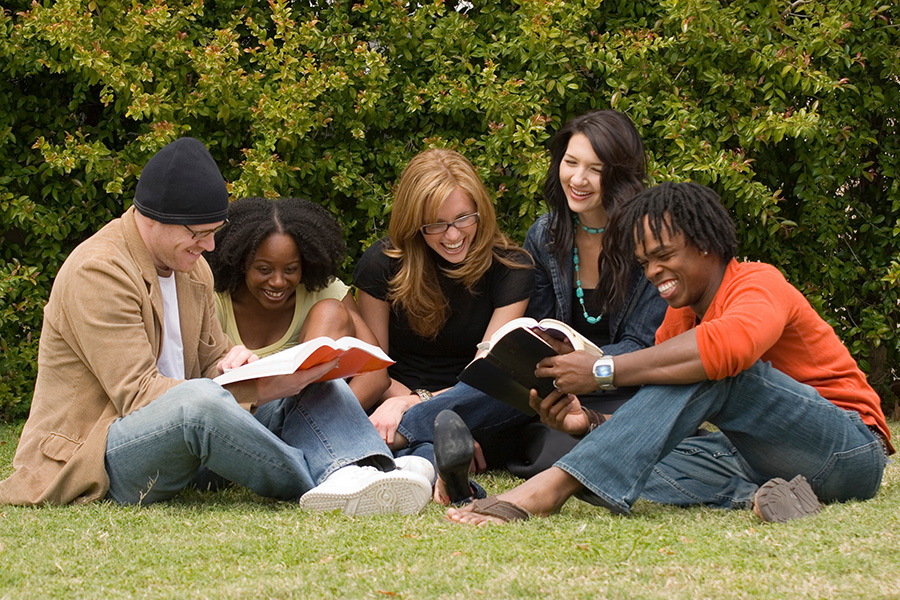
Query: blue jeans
396 382 532 465
396 382 628 476
556 361 887 514
105 379 392 504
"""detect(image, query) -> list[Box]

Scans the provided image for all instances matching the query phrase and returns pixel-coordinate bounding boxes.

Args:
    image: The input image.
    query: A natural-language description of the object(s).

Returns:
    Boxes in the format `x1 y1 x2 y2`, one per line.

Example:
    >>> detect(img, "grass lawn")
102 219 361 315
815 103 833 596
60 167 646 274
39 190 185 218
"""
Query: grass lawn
1 419 898 599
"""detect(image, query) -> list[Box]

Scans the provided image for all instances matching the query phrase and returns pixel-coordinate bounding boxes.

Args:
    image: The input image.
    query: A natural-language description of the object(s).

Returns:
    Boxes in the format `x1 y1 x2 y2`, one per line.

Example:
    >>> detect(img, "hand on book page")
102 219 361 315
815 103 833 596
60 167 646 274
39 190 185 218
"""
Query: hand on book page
483 317 603 357
460 318 603 414
213 336 393 386
529 327 575 354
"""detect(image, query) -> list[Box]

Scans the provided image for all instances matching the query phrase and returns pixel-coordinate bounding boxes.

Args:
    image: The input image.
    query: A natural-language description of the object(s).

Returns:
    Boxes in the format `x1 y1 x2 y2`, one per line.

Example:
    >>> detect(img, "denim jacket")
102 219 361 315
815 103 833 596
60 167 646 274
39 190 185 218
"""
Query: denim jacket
523 212 668 356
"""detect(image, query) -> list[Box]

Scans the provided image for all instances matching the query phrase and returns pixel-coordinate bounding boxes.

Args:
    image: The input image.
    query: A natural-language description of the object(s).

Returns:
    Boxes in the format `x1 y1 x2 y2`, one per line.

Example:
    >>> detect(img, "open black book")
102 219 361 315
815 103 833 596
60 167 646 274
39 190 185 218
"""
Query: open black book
458 318 602 415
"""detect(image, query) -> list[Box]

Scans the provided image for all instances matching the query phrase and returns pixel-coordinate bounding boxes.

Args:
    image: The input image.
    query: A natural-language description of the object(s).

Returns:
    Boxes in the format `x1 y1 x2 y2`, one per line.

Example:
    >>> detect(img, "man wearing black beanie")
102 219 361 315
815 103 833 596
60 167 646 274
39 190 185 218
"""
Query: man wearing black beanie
0 138 432 515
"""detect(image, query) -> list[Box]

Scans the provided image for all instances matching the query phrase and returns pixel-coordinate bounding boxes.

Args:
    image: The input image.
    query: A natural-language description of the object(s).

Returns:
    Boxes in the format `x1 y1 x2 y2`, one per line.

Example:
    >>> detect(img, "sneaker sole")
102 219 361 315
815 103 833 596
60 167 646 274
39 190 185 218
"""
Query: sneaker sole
299 473 431 517
754 475 821 523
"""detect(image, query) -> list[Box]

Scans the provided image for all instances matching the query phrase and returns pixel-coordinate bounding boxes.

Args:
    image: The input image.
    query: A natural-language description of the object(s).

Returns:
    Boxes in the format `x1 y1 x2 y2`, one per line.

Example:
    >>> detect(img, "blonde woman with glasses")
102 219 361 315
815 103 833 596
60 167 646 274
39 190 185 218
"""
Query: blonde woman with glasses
354 148 534 502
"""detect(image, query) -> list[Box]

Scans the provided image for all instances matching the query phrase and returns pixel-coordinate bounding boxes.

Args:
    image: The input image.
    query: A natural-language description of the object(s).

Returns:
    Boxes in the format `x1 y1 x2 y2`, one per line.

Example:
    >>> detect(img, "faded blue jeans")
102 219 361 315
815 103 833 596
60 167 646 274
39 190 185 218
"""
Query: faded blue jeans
557 361 887 514
105 379 392 505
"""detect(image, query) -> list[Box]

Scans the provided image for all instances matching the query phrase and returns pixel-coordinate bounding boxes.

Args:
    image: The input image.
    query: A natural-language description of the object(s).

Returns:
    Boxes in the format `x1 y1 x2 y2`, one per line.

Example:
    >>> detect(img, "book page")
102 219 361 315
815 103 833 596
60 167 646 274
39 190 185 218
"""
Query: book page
213 336 392 386
486 317 539 346
534 319 603 356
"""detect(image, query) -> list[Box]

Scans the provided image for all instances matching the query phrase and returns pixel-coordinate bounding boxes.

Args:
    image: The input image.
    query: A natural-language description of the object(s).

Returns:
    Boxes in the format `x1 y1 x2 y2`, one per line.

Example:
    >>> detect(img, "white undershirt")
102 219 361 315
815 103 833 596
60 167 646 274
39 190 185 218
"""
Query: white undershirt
156 273 185 379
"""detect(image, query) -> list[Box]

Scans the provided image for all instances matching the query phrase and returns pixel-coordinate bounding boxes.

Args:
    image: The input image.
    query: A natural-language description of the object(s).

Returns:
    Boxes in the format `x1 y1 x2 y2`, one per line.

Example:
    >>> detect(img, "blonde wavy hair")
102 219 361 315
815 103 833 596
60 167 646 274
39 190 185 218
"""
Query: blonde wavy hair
385 148 530 339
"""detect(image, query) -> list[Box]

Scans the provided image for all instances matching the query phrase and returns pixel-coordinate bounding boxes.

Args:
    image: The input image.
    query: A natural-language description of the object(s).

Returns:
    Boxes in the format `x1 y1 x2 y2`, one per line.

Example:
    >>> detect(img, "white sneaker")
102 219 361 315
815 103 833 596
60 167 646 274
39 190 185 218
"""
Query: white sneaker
394 455 436 485
299 465 431 516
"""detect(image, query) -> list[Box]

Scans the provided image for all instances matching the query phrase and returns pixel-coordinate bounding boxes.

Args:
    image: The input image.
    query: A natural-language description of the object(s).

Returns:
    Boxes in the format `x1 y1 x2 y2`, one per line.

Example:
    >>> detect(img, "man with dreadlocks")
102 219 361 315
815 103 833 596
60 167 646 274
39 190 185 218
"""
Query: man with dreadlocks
447 181 892 525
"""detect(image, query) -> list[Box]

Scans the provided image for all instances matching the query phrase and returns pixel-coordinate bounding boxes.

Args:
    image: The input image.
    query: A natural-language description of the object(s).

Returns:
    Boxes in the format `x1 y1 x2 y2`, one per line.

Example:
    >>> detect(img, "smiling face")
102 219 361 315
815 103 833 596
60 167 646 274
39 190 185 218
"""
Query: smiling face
242 232 302 311
421 187 478 264
634 216 725 318
143 219 221 276
559 132 606 226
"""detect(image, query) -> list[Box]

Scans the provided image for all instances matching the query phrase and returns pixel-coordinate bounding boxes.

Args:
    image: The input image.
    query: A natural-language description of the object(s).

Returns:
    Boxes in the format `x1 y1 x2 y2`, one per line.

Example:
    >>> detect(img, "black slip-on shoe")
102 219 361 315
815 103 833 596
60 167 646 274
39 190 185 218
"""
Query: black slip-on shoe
434 409 475 505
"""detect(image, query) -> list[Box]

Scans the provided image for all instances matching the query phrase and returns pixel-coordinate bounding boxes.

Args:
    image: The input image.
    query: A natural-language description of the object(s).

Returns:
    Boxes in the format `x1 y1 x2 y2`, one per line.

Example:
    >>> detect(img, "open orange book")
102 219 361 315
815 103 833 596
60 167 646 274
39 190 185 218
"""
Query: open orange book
213 336 393 386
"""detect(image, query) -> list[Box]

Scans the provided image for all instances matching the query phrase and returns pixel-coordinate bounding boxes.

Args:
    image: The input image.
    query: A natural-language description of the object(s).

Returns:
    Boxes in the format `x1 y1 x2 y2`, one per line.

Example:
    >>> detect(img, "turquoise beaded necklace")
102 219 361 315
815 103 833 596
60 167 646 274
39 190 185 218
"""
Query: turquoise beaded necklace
573 215 605 324
575 214 605 234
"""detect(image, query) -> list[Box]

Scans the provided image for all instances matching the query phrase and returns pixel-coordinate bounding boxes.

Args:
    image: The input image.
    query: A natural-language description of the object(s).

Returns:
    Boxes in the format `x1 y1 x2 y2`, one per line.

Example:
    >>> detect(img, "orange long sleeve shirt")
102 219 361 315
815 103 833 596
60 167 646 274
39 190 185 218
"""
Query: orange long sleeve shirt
656 259 892 453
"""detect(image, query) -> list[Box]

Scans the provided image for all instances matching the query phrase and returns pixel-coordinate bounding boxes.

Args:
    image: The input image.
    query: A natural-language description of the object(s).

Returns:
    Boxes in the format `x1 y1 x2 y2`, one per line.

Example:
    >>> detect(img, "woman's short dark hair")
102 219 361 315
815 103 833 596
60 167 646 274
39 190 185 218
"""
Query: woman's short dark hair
624 182 737 262
543 110 647 312
207 197 346 294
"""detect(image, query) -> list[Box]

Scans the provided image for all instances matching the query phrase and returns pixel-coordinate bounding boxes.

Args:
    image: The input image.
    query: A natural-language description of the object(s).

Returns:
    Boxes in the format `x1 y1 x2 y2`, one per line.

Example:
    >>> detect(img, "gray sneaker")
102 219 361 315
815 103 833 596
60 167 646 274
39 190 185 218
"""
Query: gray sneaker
299 465 431 517
753 475 821 523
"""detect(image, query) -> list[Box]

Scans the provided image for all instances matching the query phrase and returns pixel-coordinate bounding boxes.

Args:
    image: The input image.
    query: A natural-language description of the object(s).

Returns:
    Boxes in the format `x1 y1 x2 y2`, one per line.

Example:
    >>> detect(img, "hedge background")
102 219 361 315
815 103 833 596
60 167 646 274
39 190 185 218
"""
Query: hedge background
1 0 898 420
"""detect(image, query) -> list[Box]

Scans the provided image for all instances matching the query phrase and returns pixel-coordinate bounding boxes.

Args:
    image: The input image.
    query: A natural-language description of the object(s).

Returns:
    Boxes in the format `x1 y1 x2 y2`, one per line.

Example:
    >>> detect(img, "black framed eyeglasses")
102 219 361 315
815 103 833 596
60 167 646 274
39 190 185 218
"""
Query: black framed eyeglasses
183 219 229 240
419 213 480 236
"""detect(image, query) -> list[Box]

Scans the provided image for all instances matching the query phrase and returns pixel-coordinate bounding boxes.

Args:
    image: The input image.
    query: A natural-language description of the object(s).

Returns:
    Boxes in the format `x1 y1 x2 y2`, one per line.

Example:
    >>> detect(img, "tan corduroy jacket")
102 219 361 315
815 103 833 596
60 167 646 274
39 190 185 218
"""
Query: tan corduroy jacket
0 207 257 505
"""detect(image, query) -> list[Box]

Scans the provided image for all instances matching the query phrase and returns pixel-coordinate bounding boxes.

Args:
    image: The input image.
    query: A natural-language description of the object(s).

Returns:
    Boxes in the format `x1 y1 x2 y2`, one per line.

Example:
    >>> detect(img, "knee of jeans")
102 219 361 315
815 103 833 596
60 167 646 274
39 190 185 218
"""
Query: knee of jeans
173 379 242 422
298 379 355 406
396 409 433 445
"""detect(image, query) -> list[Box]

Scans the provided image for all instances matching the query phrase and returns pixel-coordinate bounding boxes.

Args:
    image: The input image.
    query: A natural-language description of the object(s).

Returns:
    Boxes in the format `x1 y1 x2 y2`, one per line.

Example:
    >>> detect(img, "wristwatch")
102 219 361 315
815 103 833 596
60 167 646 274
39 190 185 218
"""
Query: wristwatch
413 389 433 403
592 356 616 391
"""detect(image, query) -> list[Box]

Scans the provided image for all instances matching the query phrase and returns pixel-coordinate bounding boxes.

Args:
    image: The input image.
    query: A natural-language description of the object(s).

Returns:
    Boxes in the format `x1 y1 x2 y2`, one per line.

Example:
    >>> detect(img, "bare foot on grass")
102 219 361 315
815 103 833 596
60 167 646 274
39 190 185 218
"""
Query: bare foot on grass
445 467 583 525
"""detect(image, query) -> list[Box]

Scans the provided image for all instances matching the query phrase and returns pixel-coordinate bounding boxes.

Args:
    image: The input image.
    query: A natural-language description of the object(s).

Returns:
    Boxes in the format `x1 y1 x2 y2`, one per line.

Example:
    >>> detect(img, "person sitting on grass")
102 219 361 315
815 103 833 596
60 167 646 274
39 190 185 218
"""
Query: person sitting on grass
206 196 389 410
352 148 534 500
447 181 892 525
385 111 666 505
0 138 432 516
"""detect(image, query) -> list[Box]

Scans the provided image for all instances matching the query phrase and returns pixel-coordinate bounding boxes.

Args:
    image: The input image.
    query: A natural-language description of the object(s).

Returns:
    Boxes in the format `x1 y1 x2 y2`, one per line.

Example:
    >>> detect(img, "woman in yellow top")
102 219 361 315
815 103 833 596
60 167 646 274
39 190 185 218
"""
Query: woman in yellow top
207 196 389 408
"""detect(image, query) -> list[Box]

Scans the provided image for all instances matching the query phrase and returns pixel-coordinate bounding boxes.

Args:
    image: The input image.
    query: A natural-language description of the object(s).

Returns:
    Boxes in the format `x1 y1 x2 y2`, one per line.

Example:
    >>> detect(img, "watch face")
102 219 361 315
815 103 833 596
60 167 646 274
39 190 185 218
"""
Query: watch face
594 365 612 378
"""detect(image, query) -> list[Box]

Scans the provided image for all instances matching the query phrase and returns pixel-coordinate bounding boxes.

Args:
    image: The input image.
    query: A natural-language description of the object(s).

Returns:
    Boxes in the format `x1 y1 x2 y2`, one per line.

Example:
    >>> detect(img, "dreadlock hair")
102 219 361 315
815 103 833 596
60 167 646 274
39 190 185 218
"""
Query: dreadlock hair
384 148 531 339
207 196 346 295
542 110 647 312
624 182 737 263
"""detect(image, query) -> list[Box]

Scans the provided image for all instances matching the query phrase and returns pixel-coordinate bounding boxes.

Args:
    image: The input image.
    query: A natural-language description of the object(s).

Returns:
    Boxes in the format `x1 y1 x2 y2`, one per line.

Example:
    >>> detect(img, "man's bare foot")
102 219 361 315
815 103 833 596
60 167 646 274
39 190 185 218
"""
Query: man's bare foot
445 467 583 525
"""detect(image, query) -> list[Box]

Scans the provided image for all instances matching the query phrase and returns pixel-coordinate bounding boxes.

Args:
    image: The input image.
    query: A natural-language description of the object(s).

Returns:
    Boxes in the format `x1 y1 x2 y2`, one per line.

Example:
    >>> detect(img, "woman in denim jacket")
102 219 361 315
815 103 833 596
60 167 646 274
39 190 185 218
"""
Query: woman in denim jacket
506 110 667 476
525 216 664 359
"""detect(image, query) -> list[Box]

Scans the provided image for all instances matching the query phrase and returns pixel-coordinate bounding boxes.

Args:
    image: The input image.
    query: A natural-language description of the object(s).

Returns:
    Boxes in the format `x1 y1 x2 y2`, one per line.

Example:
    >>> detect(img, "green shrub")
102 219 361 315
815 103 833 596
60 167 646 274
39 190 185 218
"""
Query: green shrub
1 0 897 419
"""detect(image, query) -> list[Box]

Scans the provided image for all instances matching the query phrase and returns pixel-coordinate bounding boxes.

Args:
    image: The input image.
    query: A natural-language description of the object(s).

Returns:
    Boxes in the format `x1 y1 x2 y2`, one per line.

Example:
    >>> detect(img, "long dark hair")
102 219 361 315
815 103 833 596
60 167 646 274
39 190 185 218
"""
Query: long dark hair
543 110 647 312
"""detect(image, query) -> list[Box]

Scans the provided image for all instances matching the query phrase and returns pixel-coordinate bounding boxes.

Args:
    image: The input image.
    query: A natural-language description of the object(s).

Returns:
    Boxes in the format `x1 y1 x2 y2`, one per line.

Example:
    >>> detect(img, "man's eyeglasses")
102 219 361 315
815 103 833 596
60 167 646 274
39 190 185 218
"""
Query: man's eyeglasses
419 213 480 236
183 219 229 240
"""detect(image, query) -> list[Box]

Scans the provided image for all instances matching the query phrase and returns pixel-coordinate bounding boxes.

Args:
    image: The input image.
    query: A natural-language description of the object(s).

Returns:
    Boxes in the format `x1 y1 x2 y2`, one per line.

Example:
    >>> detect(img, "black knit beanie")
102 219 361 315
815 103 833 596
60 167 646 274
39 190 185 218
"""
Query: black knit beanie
133 137 229 225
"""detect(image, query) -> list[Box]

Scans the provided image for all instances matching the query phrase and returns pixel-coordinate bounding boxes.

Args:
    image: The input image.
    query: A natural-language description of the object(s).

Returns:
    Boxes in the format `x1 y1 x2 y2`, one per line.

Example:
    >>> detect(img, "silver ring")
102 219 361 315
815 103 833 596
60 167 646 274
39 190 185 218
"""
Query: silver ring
553 379 560 390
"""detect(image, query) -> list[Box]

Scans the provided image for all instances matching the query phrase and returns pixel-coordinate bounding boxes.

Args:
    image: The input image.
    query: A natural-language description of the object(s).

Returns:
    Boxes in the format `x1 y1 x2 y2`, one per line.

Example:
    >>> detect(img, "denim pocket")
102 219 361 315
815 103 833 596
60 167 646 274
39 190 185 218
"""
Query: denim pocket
811 438 885 503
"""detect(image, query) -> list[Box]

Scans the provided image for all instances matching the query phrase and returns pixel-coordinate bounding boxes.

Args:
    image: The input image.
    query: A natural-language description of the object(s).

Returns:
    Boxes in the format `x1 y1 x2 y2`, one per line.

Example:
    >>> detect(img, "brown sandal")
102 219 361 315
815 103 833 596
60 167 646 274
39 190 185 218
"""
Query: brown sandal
468 496 532 522
753 475 821 523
